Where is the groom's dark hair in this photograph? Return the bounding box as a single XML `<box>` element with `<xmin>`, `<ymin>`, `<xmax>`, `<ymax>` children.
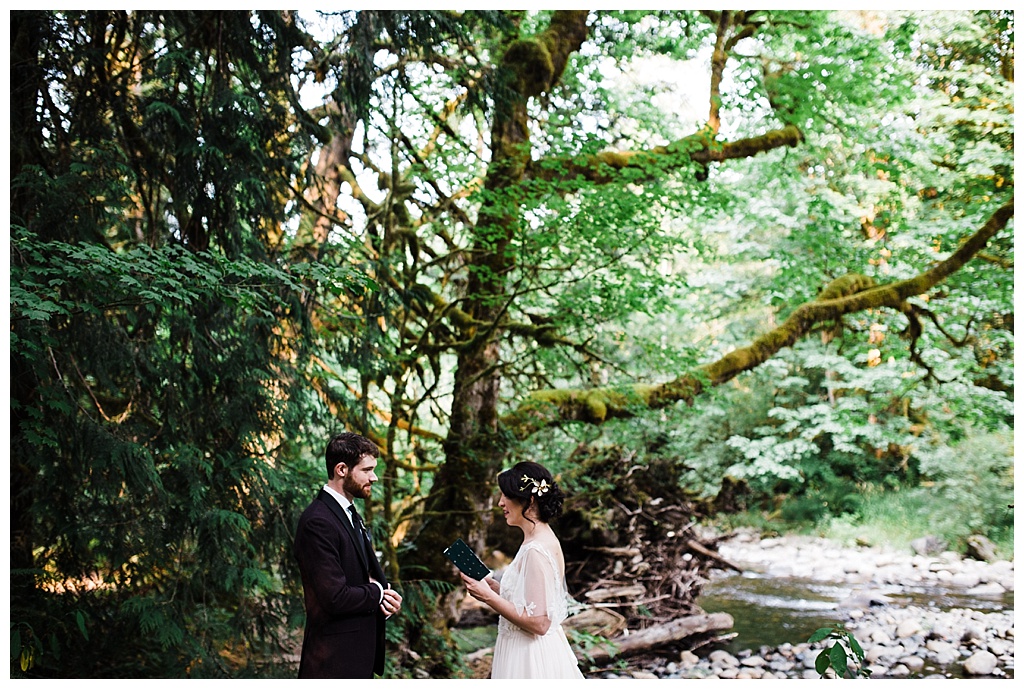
<box><xmin>325</xmin><ymin>432</ymin><xmax>380</xmax><ymax>479</ymax></box>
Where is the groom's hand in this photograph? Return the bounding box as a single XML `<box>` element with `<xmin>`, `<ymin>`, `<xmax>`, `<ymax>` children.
<box><xmin>381</xmin><ymin>586</ymin><xmax>402</xmax><ymax>617</ymax></box>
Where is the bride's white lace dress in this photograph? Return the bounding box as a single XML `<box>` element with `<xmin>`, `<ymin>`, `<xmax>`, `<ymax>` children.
<box><xmin>491</xmin><ymin>540</ymin><xmax>584</xmax><ymax>679</ymax></box>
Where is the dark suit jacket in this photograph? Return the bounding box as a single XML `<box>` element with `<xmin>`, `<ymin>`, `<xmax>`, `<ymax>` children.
<box><xmin>294</xmin><ymin>490</ymin><xmax>389</xmax><ymax>678</ymax></box>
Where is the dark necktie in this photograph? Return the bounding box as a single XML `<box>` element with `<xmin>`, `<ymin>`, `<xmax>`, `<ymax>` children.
<box><xmin>349</xmin><ymin>505</ymin><xmax>373</xmax><ymax>553</ymax></box>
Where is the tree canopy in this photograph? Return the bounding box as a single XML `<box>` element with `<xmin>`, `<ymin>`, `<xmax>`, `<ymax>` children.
<box><xmin>9</xmin><ymin>9</ymin><xmax>1013</xmax><ymax>678</ymax></box>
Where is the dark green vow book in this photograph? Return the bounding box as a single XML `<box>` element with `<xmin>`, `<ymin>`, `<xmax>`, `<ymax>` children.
<box><xmin>444</xmin><ymin>538</ymin><xmax>490</xmax><ymax>580</ymax></box>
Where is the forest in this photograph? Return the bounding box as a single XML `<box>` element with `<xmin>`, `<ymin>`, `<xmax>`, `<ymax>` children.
<box><xmin>8</xmin><ymin>9</ymin><xmax>1013</xmax><ymax>678</ymax></box>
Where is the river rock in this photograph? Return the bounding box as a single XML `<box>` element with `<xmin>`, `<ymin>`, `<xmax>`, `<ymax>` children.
<box><xmin>986</xmin><ymin>559</ymin><xmax>1014</xmax><ymax>582</ymax></box>
<box><xmin>768</xmin><ymin>657</ymin><xmax>795</xmax><ymax>672</ymax></box>
<box><xmin>629</xmin><ymin>670</ymin><xmax>659</xmax><ymax>679</ymax></box>
<box><xmin>775</xmin><ymin>642</ymin><xmax>796</xmax><ymax>657</ymax></box>
<box><xmin>962</xmin><ymin>650</ymin><xmax>998</xmax><ymax>675</ymax></box>
<box><xmin>865</xmin><ymin>645</ymin><xmax>899</xmax><ymax>664</ymax></box>
<box><xmin>889</xmin><ymin>663</ymin><xmax>911</xmax><ymax>677</ymax></box>
<box><xmin>926</xmin><ymin>640</ymin><xmax>960</xmax><ymax>665</ymax></box>
<box><xmin>961</xmin><ymin>623</ymin><xmax>986</xmax><ymax>643</ymax></box>
<box><xmin>967</xmin><ymin>581</ymin><xmax>1006</xmax><ymax>595</ymax></box>
<box><xmin>966</xmin><ymin>534</ymin><xmax>999</xmax><ymax>562</ymax></box>
<box><xmin>896</xmin><ymin>619</ymin><xmax>923</xmax><ymax>638</ymax></box>
<box><xmin>708</xmin><ymin>650</ymin><xmax>739</xmax><ymax>667</ymax></box>
<box><xmin>911</xmin><ymin>535</ymin><xmax>947</xmax><ymax>556</ymax></box>
<box><xmin>678</xmin><ymin>650</ymin><xmax>699</xmax><ymax>666</ymax></box>
<box><xmin>866</xmin><ymin>663</ymin><xmax>888</xmax><ymax>677</ymax></box>
<box><xmin>951</xmin><ymin>571</ymin><xmax>982</xmax><ymax>588</ymax></box>
<box><xmin>840</xmin><ymin>590</ymin><xmax>895</xmax><ymax>608</ymax></box>
<box><xmin>871</xmin><ymin>629</ymin><xmax>894</xmax><ymax>645</ymax></box>
<box><xmin>900</xmin><ymin>655</ymin><xmax>926</xmax><ymax>672</ymax></box>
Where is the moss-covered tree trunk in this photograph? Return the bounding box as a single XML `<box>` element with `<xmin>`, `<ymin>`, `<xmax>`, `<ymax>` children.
<box><xmin>409</xmin><ymin>10</ymin><xmax>591</xmax><ymax>577</ymax></box>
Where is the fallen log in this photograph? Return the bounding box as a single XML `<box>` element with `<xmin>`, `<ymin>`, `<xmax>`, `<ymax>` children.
<box><xmin>579</xmin><ymin>612</ymin><xmax>735</xmax><ymax>664</ymax></box>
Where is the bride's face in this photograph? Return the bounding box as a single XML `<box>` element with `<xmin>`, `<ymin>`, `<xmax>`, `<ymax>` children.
<box><xmin>498</xmin><ymin>491</ymin><xmax>528</xmax><ymax>528</ymax></box>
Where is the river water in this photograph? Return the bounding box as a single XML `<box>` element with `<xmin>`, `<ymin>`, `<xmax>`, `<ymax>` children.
<box><xmin>699</xmin><ymin>568</ymin><xmax>1015</xmax><ymax>656</ymax></box>
<box><xmin>686</xmin><ymin>534</ymin><xmax>1015</xmax><ymax>679</ymax></box>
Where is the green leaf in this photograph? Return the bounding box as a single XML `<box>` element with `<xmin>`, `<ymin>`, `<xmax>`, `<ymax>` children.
<box><xmin>848</xmin><ymin>632</ymin><xmax>864</xmax><ymax>660</ymax></box>
<box><xmin>11</xmin><ymin>629</ymin><xmax>21</xmax><ymax>660</ymax></box>
<box><xmin>815</xmin><ymin>648</ymin><xmax>831</xmax><ymax>675</ymax></box>
<box><xmin>76</xmin><ymin>610</ymin><xmax>88</xmax><ymax>640</ymax></box>
<box><xmin>807</xmin><ymin>626</ymin><xmax>833</xmax><ymax>644</ymax></box>
<box><xmin>830</xmin><ymin>642</ymin><xmax>849</xmax><ymax>677</ymax></box>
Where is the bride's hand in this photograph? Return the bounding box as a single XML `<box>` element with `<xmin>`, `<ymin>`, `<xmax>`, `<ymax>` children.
<box><xmin>460</xmin><ymin>573</ymin><xmax>495</xmax><ymax>602</ymax></box>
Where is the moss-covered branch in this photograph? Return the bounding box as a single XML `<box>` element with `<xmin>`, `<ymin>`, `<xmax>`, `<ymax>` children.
<box><xmin>526</xmin><ymin>125</ymin><xmax>803</xmax><ymax>187</ymax></box>
<box><xmin>502</xmin><ymin>199</ymin><xmax>1014</xmax><ymax>439</ymax></box>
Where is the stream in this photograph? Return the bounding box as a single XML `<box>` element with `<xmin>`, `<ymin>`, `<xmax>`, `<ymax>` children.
<box><xmin>700</xmin><ymin>568</ymin><xmax>1014</xmax><ymax>658</ymax></box>
<box><xmin>671</xmin><ymin>533</ymin><xmax>1016</xmax><ymax>679</ymax></box>
<box><xmin>700</xmin><ymin>570</ymin><xmax>868</xmax><ymax>654</ymax></box>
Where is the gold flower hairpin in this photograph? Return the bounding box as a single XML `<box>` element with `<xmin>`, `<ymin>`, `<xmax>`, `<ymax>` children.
<box><xmin>520</xmin><ymin>475</ymin><xmax>550</xmax><ymax>496</ymax></box>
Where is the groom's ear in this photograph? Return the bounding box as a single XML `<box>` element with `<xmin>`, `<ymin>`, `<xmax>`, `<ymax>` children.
<box><xmin>334</xmin><ymin>462</ymin><xmax>348</xmax><ymax>480</ymax></box>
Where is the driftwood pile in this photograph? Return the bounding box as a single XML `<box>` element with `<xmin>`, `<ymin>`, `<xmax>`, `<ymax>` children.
<box><xmin>558</xmin><ymin>447</ymin><xmax>739</xmax><ymax>663</ymax></box>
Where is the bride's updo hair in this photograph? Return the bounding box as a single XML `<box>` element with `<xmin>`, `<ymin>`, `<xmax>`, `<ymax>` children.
<box><xmin>497</xmin><ymin>461</ymin><xmax>565</xmax><ymax>523</ymax></box>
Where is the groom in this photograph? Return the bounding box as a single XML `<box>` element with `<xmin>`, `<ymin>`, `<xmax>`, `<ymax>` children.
<box><xmin>294</xmin><ymin>432</ymin><xmax>403</xmax><ymax>678</ymax></box>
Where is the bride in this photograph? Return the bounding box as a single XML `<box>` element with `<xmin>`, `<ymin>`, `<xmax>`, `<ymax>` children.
<box><xmin>460</xmin><ymin>461</ymin><xmax>585</xmax><ymax>679</ymax></box>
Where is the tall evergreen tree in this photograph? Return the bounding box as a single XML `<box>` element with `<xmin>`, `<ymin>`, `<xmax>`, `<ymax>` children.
<box><xmin>9</xmin><ymin>10</ymin><xmax>344</xmax><ymax>676</ymax></box>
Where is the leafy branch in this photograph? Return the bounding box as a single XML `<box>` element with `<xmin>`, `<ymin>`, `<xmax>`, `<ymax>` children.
<box><xmin>501</xmin><ymin>198</ymin><xmax>1013</xmax><ymax>439</ymax></box>
<box><xmin>807</xmin><ymin>624</ymin><xmax>871</xmax><ymax>679</ymax></box>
